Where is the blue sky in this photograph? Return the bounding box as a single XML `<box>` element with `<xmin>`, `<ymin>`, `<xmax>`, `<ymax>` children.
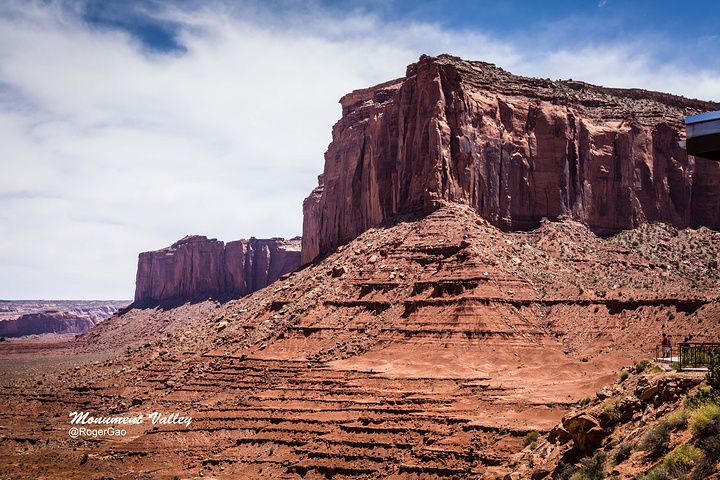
<box><xmin>1</xmin><ymin>0</ymin><xmax>719</xmax><ymax>300</ymax></box>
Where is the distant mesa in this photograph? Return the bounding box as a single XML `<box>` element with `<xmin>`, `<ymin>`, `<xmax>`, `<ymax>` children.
<box><xmin>0</xmin><ymin>311</ymin><xmax>97</xmax><ymax>338</ymax></box>
<box><xmin>134</xmin><ymin>235</ymin><xmax>302</xmax><ymax>303</ymax></box>
<box><xmin>0</xmin><ymin>301</ymin><xmax>128</xmax><ymax>339</ymax></box>
<box><xmin>301</xmin><ymin>54</ymin><xmax>720</xmax><ymax>264</ymax></box>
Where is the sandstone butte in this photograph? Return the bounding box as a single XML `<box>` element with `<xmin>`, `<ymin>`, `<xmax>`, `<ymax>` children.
<box><xmin>134</xmin><ymin>235</ymin><xmax>302</xmax><ymax>303</ymax></box>
<box><xmin>3</xmin><ymin>55</ymin><xmax>720</xmax><ymax>480</ymax></box>
<box><xmin>302</xmin><ymin>54</ymin><xmax>720</xmax><ymax>264</ymax></box>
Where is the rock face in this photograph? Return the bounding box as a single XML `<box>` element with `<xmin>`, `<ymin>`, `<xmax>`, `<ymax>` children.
<box><xmin>0</xmin><ymin>311</ymin><xmax>96</xmax><ymax>338</ymax></box>
<box><xmin>302</xmin><ymin>54</ymin><xmax>720</xmax><ymax>264</ymax></box>
<box><xmin>134</xmin><ymin>235</ymin><xmax>301</xmax><ymax>303</ymax></box>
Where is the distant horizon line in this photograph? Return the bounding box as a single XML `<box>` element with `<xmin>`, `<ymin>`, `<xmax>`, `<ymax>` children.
<box><xmin>0</xmin><ymin>299</ymin><xmax>133</xmax><ymax>302</ymax></box>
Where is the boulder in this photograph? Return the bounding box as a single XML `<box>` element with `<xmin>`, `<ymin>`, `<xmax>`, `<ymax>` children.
<box><xmin>562</xmin><ymin>413</ymin><xmax>607</xmax><ymax>453</ymax></box>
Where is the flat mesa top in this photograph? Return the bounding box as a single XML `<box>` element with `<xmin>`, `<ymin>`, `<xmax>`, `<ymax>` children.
<box><xmin>685</xmin><ymin>110</ymin><xmax>720</xmax><ymax>124</ymax></box>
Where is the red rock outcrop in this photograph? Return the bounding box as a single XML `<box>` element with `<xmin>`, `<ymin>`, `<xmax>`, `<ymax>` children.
<box><xmin>0</xmin><ymin>311</ymin><xmax>96</xmax><ymax>337</ymax></box>
<box><xmin>302</xmin><ymin>54</ymin><xmax>720</xmax><ymax>264</ymax></box>
<box><xmin>134</xmin><ymin>235</ymin><xmax>301</xmax><ymax>302</ymax></box>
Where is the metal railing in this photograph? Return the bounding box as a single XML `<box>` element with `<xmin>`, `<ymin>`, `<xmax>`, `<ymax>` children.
<box><xmin>680</xmin><ymin>343</ymin><xmax>720</xmax><ymax>370</ymax></box>
<box><xmin>656</xmin><ymin>342</ymin><xmax>720</xmax><ymax>370</ymax></box>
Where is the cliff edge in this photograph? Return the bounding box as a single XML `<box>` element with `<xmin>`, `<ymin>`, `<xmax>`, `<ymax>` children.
<box><xmin>302</xmin><ymin>54</ymin><xmax>720</xmax><ymax>264</ymax></box>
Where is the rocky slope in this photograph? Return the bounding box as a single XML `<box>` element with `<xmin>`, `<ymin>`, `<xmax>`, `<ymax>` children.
<box><xmin>134</xmin><ymin>235</ymin><xmax>301</xmax><ymax>303</ymax></box>
<box><xmin>71</xmin><ymin>297</ymin><xmax>230</xmax><ymax>353</ymax></box>
<box><xmin>302</xmin><ymin>54</ymin><xmax>720</xmax><ymax>264</ymax></box>
<box><xmin>500</xmin><ymin>369</ymin><xmax>720</xmax><ymax>480</ymax></box>
<box><xmin>3</xmin><ymin>203</ymin><xmax>720</xmax><ymax>478</ymax></box>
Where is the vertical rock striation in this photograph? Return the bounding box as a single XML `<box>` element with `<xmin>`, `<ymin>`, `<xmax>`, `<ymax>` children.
<box><xmin>134</xmin><ymin>236</ymin><xmax>301</xmax><ymax>303</ymax></box>
<box><xmin>301</xmin><ymin>54</ymin><xmax>720</xmax><ymax>264</ymax></box>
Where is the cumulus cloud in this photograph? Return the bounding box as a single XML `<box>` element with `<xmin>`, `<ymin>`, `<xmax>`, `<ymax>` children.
<box><xmin>0</xmin><ymin>0</ymin><xmax>718</xmax><ymax>299</ymax></box>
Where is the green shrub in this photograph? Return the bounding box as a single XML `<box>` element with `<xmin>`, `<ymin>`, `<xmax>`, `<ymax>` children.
<box><xmin>707</xmin><ymin>349</ymin><xmax>720</xmax><ymax>399</ymax></box>
<box><xmin>639</xmin><ymin>420</ymin><xmax>671</xmax><ymax>456</ymax></box>
<box><xmin>693</xmin><ymin>404</ymin><xmax>720</xmax><ymax>459</ymax></box>
<box><xmin>666</xmin><ymin>408</ymin><xmax>690</xmax><ymax>430</ymax></box>
<box><xmin>690</xmin><ymin>403</ymin><xmax>720</xmax><ymax>437</ymax></box>
<box><xmin>689</xmin><ymin>458</ymin><xmax>716</xmax><ymax>480</ymax></box>
<box><xmin>579</xmin><ymin>396</ymin><xmax>592</xmax><ymax>406</ymax></box>
<box><xmin>634</xmin><ymin>359</ymin><xmax>650</xmax><ymax>374</ymax></box>
<box><xmin>663</xmin><ymin>444</ymin><xmax>702</xmax><ymax>476</ymax></box>
<box><xmin>555</xmin><ymin>463</ymin><xmax>575</xmax><ymax>480</ymax></box>
<box><xmin>685</xmin><ymin>385</ymin><xmax>713</xmax><ymax>409</ymax></box>
<box><xmin>612</xmin><ymin>442</ymin><xmax>633</xmax><ymax>465</ymax></box>
<box><xmin>637</xmin><ymin>465</ymin><xmax>671</xmax><ymax>480</ymax></box>
<box><xmin>602</xmin><ymin>400</ymin><xmax>622</xmax><ymax>423</ymax></box>
<box><xmin>523</xmin><ymin>430</ymin><xmax>540</xmax><ymax>447</ymax></box>
<box><xmin>619</xmin><ymin>369</ymin><xmax>630</xmax><ymax>381</ymax></box>
<box><xmin>570</xmin><ymin>452</ymin><xmax>606</xmax><ymax>480</ymax></box>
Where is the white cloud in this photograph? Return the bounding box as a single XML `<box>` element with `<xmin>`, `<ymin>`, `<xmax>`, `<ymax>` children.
<box><xmin>0</xmin><ymin>0</ymin><xmax>718</xmax><ymax>299</ymax></box>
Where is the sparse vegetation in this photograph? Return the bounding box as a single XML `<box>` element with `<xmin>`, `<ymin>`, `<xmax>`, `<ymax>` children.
<box><xmin>666</xmin><ymin>408</ymin><xmax>690</xmax><ymax>430</ymax></box>
<box><xmin>690</xmin><ymin>402</ymin><xmax>720</xmax><ymax>438</ymax></box>
<box><xmin>634</xmin><ymin>359</ymin><xmax>650</xmax><ymax>374</ymax></box>
<box><xmin>619</xmin><ymin>369</ymin><xmax>630</xmax><ymax>381</ymax></box>
<box><xmin>639</xmin><ymin>420</ymin><xmax>671</xmax><ymax>456</ymax></box>
<box><xmin>612</xmin><ymin>442</ymin><xmax>633</xmax><ymax>465</ymax></box>
<box><xmin>602</xmin><ymin>399</ymin><xmax>622</xmax><ymax>423</ymax></box>
<box><xmin>523</xmin><ymin>430</ymin><xmax>540</xmax><ymax>447</ymax></box>
<box><xmin>639</xmin><ymin>443</ymin><xmax>703</xmax><ymax>480</ymax></box>
<box><xmin>707</xmin><ymin>350</ymin><xmax>720</xmax><ymax>399</ymax></box>
<box><xmin>662</xmin><ymin>444</ymin><xmax>702</xmax><ymax>477</ymax></box>
<box><xmin>695</xmin><ymin>412</ymin><xmax>720</xmax><ymax>458</ymax></box>
<box><xmin>570</xmin><ymin>452</ymin><xmax>606</xmax><ymax>480</ymax></box>
<box><xmin>555</xmin><ymin>462</ymin><xmax>575</xmax><ymax>480</ymax></box>
<box><xmin>685</xmin><ymin>385</ymin><xmax>713</xmax><ymax>409</ymax></box>
<box><xmin>637</xmin><ymin>465</ymin><xmax>671</xmax><ymax>480</ymax></box>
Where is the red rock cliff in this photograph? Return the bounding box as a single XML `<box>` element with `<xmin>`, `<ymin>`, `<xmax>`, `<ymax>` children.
<box><xmin>301</xmin><ymin>54</ymin><xmax>720</xmax><ymax>264</ymax></box>
<box><xmin>134</xmin><ymin>235</ymin><xmax>301</xmax><ymax>302</ymax></box>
